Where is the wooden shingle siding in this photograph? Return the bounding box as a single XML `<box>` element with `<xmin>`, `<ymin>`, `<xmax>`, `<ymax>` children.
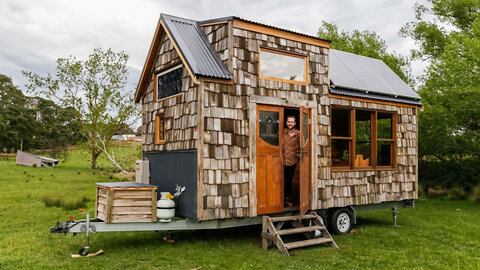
<box><xmin>141</xmin><ymin>18</ymin><xmax>418</xmax><ymax>221</ymax></box>
<box><xmin>142</xmin><ymin>33</ymin><xmax>199</xmax><ymax>152</ymax></box>
<box><xmin>198</xmin><ymin>25</ymin><xmax>329</xmax><ymax>220</ymax></box>
<box><xmin>316</xmin><ymin>99</ymin><xmax>418</xmax><ymax>209</ymax></box>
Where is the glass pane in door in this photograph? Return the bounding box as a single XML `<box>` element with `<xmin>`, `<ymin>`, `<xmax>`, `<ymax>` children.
<box><xmin>259</xmin><ymin>110</ymin><xmax>280</xmax><ymax>146</ymax></box>
<box><xmin>302</xmin><ymin>112</ymin><xmax>308</xmax><ymax>147</ymax></box>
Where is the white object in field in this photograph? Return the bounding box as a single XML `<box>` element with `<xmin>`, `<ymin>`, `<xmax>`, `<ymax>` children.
<box><xmin>135</xmin><ymin>160</ymin><xmax>150</xmax><ymax>184</ymax></box>
<box><xmin>157</xmin><ymin>192</ymin><xmax>175</xmax><ymax>222</ymax></box>
<box><xmin>16</xmin><ymin>150</ymin><xmax>58</xmax><ymax>167</ymax></box>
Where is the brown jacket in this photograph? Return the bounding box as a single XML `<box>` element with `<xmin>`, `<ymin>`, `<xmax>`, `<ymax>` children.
<box><xmin>283</xmin><ymin>128</ymin><xmax>300</xmax><ymax>166</ymax></box>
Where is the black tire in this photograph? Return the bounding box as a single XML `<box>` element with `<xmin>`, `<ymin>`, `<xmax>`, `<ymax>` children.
<box><xmin>328</xmin><ymin>208</ymin><xmax>353</xmax><ymax>235</ymax></box>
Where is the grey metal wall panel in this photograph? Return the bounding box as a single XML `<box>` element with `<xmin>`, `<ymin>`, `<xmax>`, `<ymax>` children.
<box><xmin>145</xmin><ymin>150</ymin><xmax>198</xmax><ymax>220</ymax></box>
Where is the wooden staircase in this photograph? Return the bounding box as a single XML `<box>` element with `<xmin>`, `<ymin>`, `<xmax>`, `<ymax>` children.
<box><xmin>261</xmin><ymin>211</ymin><xmax>338</xmax><ymax>256</ymax></box>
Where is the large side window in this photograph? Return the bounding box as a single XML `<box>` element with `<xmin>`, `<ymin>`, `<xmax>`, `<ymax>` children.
<box><xmin>259</xmin><ymin>48</ymin><xmax>308</xmax><ymax>85</ymax></box>
<box><xmin>156</xmin><ymin>65</ymin><xmax>182</xmax><ymax>101</ymax></box>
<box><xmin>331</xmin><ymin>107</ymin><xmax>396</xmax><ymax>169</ymax></box>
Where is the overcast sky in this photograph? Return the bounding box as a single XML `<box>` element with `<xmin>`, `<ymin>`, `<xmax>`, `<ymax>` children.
<box><xmin>1</xmin><ymin>0</ymin><xmax>429</xmax><ymax>93</ymax></box>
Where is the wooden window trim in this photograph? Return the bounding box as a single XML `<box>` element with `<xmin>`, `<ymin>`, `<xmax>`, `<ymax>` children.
<box><xmin>155</xmin><ymin>113</ymin><xmax>166</xmax><ymax>145</ymax></box>
<box><xmin>330</xmin><ymin>106</ymin><xmax>397</xmax><ymax>171</ymax></box>
<box><xmin>258</xmin><ymin>47</ymin><xmax>309</xmax><ymax>85</ymax></box>
<box><xmin>330</xmin><ymin>108</ymin><xmax>353</xmax><ymax>169</ymax></box>
<box><xmin>154</xmin><ymin>64</ymin><xmax>183</xmax><ymax>103</ymax></box>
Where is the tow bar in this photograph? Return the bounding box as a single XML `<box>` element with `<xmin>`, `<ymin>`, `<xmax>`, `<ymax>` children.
<box><xmin>51</xmin><ymin>211</ymin><xmax>102</xmax><ymax>257</ymax></box>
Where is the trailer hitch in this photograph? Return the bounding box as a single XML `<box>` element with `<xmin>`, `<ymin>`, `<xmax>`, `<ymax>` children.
<box><xmin>50</xmin><ymin>212</ymin><xmax>101</xmax><ymax>256</ymax></box>
<box><xmin>50</xmin><ymin>220</ymin><xmax>74</xmax><ymax>235</ymax></box>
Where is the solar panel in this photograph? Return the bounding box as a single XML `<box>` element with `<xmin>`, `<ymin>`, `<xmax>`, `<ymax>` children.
<box><xmin>330</xmin><ymin>49</ymin><xmax>420</xmax><ymax>100</ymax></box>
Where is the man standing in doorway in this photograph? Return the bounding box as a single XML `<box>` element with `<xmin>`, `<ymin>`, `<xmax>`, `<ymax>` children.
<box><xmin>283</xmin><ymin>115</ymin><xmax>300</xmax><ymax>207</ymax></box>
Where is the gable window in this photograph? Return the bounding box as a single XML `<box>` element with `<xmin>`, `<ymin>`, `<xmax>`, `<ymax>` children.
<box><xmin>155</xmin><ymin>113</ymin><xmax>166</xmax><ymax>144</ymax></box>
<box><xmin>331</xmin><ymin>107</ymin><xmax>396</xmax><ymax>169</ymax></box>
<box><xmin>259</xmin><ymin>48</ymin><xmax>308</xmax><ymax>85</ymax></box>
<box><xmin>156</xmin><ymin>65</ymin><xmax>183</xmax><ymax>101</ymax></box>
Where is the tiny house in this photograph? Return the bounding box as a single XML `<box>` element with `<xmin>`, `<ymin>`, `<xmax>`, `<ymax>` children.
<box><xmin>134</xmin><ymin>14</ymin><xmax>421</xmax><ymax>230</ymax></box>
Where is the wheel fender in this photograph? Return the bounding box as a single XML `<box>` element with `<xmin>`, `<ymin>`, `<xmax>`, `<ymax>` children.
<box><xmin>347</xmin><ymin>206</ymin><xmax>357</xmax><ymax>224</ymax></box>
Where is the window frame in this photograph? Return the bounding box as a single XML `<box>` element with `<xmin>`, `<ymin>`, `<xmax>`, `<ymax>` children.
<box><xmin>258</xmin><ymin>47</ymin><xmax>309</xmax><ymax>85</ymax></box>
<box><xmin>330</xmin><ymin>108</ymin><xmax>354</xmax><ymax>168</ymax></box>
<box><xmin>330</xmin><ymin>106</ymin><xmax>397</xmax><ymax>170</ymax></box>
<box><xmin>154</xmin><ymin>64</ymin><xmax>183</xmax><ymax>102</ymax></box>
<box><xmin>155</xmin><ymin>113</ymin><xmax>166</xmax><ymax>145</ymax></box>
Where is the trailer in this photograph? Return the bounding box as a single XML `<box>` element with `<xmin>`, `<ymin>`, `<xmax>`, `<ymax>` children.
<box><xmin>51</xmin><ymin>13</ymin><xmax>421</xmax><ymax>256</ymax></box>
<box><xmin>51</xmin><ymin>198</ymin><xmax>413</xmax><ymax>256</ymax></box>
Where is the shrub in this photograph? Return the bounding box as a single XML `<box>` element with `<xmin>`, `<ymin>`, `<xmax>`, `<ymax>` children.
<box><xmin>470</xmin><ymin>186</ymin><xmax>480</xmax><ymax>203</ymax></box>
<box><xmin>41</xmin><ymin>196</ymin><xmax>62</xmax><ymax>208</ymax></box>
<box><xmin>41</xmin><ymin>195</ymin><xmax>90</xmax><ymax>210</ymax></box>
<box><xmin>419</xmin><ymin>159</ymin><xmax>480</xmax><ymax>192</ymax></box>
<box><xmin>447</xmin><ymin>187</ymin><xmax>468</xmax><ymax>200</ymax></box>
<box><xmin>427</xmin><ymin>188</ymin><xmax>447</xmax><ymax>198</ymax></box>
<box><xmin>61</xmin><ymin>196</ymin><xmax>90</xmax><ymax>210</ymax></box>
<box><xmin>417</xmin><ymin>184</ymin><xmax>426</xmax><ymax>197</ymax></box>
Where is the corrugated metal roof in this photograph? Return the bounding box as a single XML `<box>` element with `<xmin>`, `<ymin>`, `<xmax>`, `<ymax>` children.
<box><xmin>161</xmin><ymin>14</ymin><xmax>232</xmax><ymax>80</ymax></box>
<box><xmin>330</xmin><ymin>49</ymin><xmax>421</xmax><ymax>101</ymax></box>
<box><xmin>330</xmin><ymin>87</ymin><xmax>423</xmax><ymax>106</ymax></box>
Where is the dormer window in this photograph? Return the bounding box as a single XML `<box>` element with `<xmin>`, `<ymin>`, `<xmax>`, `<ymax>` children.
<box><xmin>155</xmin><ymin>65</ymin><xmax>183</xmax><ymax>101</ymax></box>
<box><xmin>259</xmin><ymin>48</ymin><xmax>308</xmax><ymax>85</ymax></box>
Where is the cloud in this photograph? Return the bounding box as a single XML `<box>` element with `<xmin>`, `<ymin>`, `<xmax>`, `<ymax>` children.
<box><xmin>1</xmin><ymin>0</ymin><xmax>430</xmax><ymax>92</ymax></box>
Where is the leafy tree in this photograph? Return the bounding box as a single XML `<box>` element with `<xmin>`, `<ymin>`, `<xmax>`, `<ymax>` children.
<box><xmin>401</xmin><ymin>0</ymin><xmax>480</xmax><ymax>191</ymax></box>
<box><xmin>0</xmin><ymin>74</ymin><xmax>36</xmax><ymax>152</ymax></box>
<box><xmin>24</xmin><ymin>48</ymin><xmax>139</xmax><ymax>169</ymax></box>
<box><xmin>33</xmin><ymin>97</ymin><xmax>85</xmax><ymax>157</ymax></box>
<box><xmin>0</xmin><ymin>73</ymin><xmax>84</xmax><ymax>154</ymax></box>
<box><xmin>318</xmin><ymin>21</ymin><xmax>414</xmax><ymax>86</ymax></box>
<box><xmin>114</xmin><ymin>123</ymin><xmax>135</xmax><ymax>135</ymax></box>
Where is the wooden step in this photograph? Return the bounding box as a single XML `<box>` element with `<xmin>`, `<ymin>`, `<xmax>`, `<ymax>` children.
<box><xmin>284</xmin><ymin>237</ymin><xmax>333</xmax><ymax>250</ymax></box>
<box><xmin>277</xmin><ymin>225</ymin><xmax>325</xmax><ymax>235</ymax></box>
<box><xmin>269</xmin><ymin>214</ymin><xmax>316</xmax><ymax>222</ymax></box>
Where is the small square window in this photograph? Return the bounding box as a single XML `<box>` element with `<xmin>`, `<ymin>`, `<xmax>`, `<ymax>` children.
<box><xmin>156</xmin><ymin>65</ymin><xmax>183</xmax><ymax>101</ymax></box>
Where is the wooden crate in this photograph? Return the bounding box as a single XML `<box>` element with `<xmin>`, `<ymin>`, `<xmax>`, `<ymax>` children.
<box><xmin>95</xmin><ymin>182</ymin><xmax>158</xmax><ymax>223</ymax></box>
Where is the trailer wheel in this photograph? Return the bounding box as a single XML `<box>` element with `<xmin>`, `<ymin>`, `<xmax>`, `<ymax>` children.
<box><xmin>328</xmin><ymin>208</ymin><xmax>353</xmax><ymax>235</ymax></box>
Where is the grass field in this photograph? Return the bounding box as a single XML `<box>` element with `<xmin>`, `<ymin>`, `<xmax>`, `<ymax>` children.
<box><xmin>0</xmin><ymin>146</ymin><xmax>479</xmax><ymax>269</ymax></box>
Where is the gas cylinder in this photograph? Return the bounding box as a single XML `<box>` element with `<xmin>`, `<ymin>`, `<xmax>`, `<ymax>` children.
<box><xmin>157</xmin><ymin>192</ymin><xmax>175</xmax><ymax>222</ymax></box>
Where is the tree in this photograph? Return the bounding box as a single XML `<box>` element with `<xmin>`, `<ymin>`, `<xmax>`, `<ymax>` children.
<box><xmin>0</xmin><ymin>73</ymin><xmax>84</xmax><ymax>154</ymax></box>
<box><xmin>318</xmin><ymin>21</ymin><xmax>414</xmax><ymax>86</ymax></box>
<box><xmin>400</xmin><ymin>0</ymin><xmax>480</xmax><ymax>191</ymax></box>
<box><xmin>33</xmin><ymin>97</ymin><xmax>85</xmax><ymax>157</ymax></box>
<box><xmin>24</xmin><ymin>48</ymin><xmax>139</xmax><ymax>169</ymax></box>
<box><xmin>0</xmin><ymin>74</ymin><xmax>36</xmax><ymax>152</ymax></box>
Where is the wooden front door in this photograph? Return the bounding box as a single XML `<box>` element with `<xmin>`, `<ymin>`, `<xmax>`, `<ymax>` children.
<box><xmin>299</xmin><ymin>106</ymin><xmax>311</xmax><ymax>213</ymax></box>
<box><xmin>256</xmin><ymin>105</ymin><xmax>284</xmax><ymax>215</ymax></box>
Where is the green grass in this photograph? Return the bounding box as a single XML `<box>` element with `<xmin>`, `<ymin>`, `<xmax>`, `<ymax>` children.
<box><xmin>0</xmin><ymin>147</ymin><xmax>479</xmax><ymax>269</ymax></box>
